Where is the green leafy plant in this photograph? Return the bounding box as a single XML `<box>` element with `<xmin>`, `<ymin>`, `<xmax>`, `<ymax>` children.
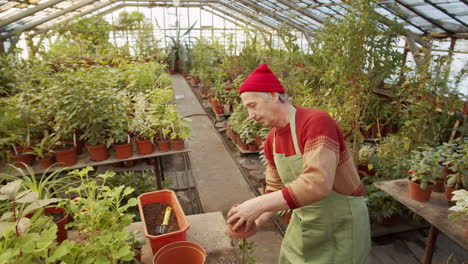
<box><xmin>364</xmin><ymin>181</ymin><xmax>404</xmax><ymax>224</ymax></box>
<box><xmin>441</xmin><ymin>138</ymin><xmax>468</xmax><ymax>189</ymax></box>
<box><xmin>58</xmin><ymin>167</ymin><xmax>138</xmax><ymax>262</ymax></box>
<box><xmin>26</xmin><ymin>131</ymin><xmax>59</xmax><ymax>159</ymax></box>
<box><xmin>408</xmin><ymin>146</ymin><xmax>443</xmax><ymax>190</ymax></box>
<box><xmin>1</xmin><ymin>164</ymin><xmax>75</xmax><ymax>199</ymax></box>
<box><xmin>158</xmin><ymin>19</ymin><xmax>196</xmax><ymax>72</ymax></box>
<box><xmin>238</xmin><ymin>239</ymin><xmax>257</xmax><ymax>264</ymax></box>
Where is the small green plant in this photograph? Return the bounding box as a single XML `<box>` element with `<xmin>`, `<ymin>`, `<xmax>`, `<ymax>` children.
<box><xmin>238</xmin><ymin>238</ymin><xmax>257</xmax><ymax>264</ymax></box>
<box><xmin>408</xmin><ymin>146</ymin><xmax>443</xmax><ymax>190</ymax></box>
<box><xmin>1</xmin><ymin>164</ymin><xmax>73</xmax><ymax>199</ymax></box>
<box><xmin>440</xmin><ymin>138</ymin><xmax>468</xmax><ymax>189</ymax></box>
<box><xmin>26</xmin><ymin>131</ymin><xmax>59</xmax><ymax>159</ymax></box>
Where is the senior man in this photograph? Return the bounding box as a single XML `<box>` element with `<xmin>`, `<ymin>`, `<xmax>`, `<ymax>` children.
<box><xmin>227</xmin><ymin>63</ymin><xmax>371</xmax><ymax>264</ymax></box>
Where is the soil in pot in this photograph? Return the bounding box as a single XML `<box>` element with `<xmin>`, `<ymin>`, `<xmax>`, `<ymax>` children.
<box><xmin>142</xmin><ymin>202</ymin><xmax>179</xmax><ymax>236</ymax></box>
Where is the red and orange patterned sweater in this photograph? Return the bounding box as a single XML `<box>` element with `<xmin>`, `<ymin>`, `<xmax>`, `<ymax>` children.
<box><xmin>263</xmin><ymin>106</ymin><xmax>364</xmax><ymax>209</ymax></box>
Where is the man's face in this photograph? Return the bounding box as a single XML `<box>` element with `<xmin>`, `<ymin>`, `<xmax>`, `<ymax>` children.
<box><xmin>240</xmin><ymin>92</ymin><xmax>278</xmax><ymax>127</ymax></box>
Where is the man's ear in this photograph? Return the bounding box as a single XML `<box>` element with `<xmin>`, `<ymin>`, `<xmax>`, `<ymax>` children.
<box><xmin>271</xmin><ymin>92</ymin><xmax>279</xmax><ymax>102</ymax></box>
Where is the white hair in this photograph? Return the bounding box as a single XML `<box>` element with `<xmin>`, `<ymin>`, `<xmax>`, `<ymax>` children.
<box><xmin>249</xmin><ymin>92</ymin><xmax>289</xmax><ymax>103</ymax></box>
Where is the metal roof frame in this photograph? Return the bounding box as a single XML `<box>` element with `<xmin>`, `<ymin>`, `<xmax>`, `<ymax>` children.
<box><xmin>29</xmin><ymin>1</ymin><xmax>274</xmax><ymax>38</ymax></box>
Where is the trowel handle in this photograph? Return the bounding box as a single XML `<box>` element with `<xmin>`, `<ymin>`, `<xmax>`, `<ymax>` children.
<box><xmin>162</xmin><ymin>207</ymin><xmax>172</xmax><ymax>226</ymax></box>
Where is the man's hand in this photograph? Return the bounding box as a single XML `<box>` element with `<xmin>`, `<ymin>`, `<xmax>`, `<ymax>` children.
<box><xmin>227</xmin><ymin>197</ymin><xmax>265</xmax><ymax>233</ymax></box>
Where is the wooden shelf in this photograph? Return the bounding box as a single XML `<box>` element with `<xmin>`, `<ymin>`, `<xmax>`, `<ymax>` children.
<box><xmin>1</xmin><ymin>145</ymin><xmax>191</xmax><ymax>176</ymax></box>
<box><xmin>374</xmin><ymin>179</ymin><xmax>467</xmax><ymax>249</ymax></box>
<box><xmin>233</xmin><ymin>141</ymin><xmax>259</xmax><ymax>155</ymax></box>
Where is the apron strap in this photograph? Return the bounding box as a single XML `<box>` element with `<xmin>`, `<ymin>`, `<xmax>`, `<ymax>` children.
<box><xmin>289</xmin><ymin>105</ymin><xmax>301</xmax><ymax>156</ymax></box>
<box><xmin>272</xmin><ymin>105</ymin><xmax>301</xmax><ymax>156</ymax></box>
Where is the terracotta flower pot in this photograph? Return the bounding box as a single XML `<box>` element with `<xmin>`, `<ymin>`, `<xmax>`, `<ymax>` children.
<box><xmin>408</xmin><ymin>179</ymin><xmax>433</xmax><ymax>202</ymax></box>
<box><xmin>157</xmin><ymin>140</ymin><xmax>171</xmax><ymax>152</ymax></box>
<box><xmin>44</xmin><ymin>207</ymin><xmax>69</xmax><ymax>243</ymax></box>
<box><xmin>86</xmin><ymin>144</ymin><xmax>109</xmax><ymax>161</ymax></box>
<box><xmin>113</xmin><ymin>142</ymin><xmax>133</xmax><ymax>159</ymax></box>
<box><xmin>136</xmin><ymin>140</ymin><xmax>154</xmax><ymax>155</ymax></box>
<box><xmin>433</xmin><ymin>180</ymin><xmax>444</xmax><ymax>193</ymax></box>
<box><xmin>138</xmin><ymin>190</ymin><xmax>190</xmax><ymax>255</ymax></box>
<box><xmin>214</xmin><ymin>106</ymin><xmax>224</xmax><ymax>114</ymax></box>
<box><xmin>226</xmin><ymin>222</ymin><xmax>257</xmax><ymax>239</ymax></box>
<box><xmin>64</xmin><ymin>140</ymin><xmax>83</xmax><ymax>155</ymax></box>
<box><xmin>171</xmin><ymin>140</ymin><xmax>185</xmax><ymax>151</ymax></box>
<box><xmin>12</xmin><ymin>153</ymin><xmax>35</xmax><ymax>168</ymax></box>
<box><xmin>153</xmin><ymin>241</ymin><xmax>206</xmax><ymax>264</ymax></box>
<box><xmin>54</xmin><ymin>145</ymin><xmax>77</xmax><ymax>167</ymax></box>
<box><xmin>38</xmin><ymin>153</ymin><xmax>55</xmax><ymax>169</ymax></box>
<box><xmin>248</xmin><ymin>144</ymin><xmax>256</xmax><ymax>151</ymax></box>
<box><xmin>240</xmin><ymin>143</ymin><xmax>248</xmax><ymax>151</ymax></box>
<box><xmin>444</xmin><ymin>184</ymin><xmax>456</xmax><ymax>202</ymax></box>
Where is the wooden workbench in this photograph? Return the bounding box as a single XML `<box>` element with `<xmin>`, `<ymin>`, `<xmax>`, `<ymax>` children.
<box><xmin>374</xmin><ymin>179</ymin><xmax>467</xmax><ymax>264</ymax></box>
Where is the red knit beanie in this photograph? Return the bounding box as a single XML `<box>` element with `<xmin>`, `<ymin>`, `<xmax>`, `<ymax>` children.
<box><xmin>239</xmin><ymin>63</ymin><xmax>285</xmax><ymax>94</ymax></box>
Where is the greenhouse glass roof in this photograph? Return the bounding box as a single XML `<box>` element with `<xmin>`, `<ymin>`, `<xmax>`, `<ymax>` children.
<box><xmin>0</xmin><ymin>0</ymin><xmax>467</xmax><ymax>41</ymax></box>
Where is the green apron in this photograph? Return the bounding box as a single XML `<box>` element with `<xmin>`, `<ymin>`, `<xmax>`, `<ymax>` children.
<box><xmin>275</xmin><ymin>106</ymin><xmax>371</xmax><ymax>264</ymax></box>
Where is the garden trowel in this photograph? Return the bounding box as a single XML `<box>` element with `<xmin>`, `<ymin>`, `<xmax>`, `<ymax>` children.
<box><xmin>156</xmin><ymin>207</ymin><xmax>172</xmax><ymax>235</ymax></box>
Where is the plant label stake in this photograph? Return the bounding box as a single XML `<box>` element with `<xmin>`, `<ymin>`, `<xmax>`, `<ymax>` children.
<box><xmin>73</xmin><ymin>133</ymin><xmax>77</xmax><ymax>147</ymax></box>
<box><xmin>156</xmin><ymin>207</ymin><xmax>172</xmax><ymax>235</ymax></box>
<box><xmin>12</xmin><ymin>144</ymin><xmax>18</xmax><ymax>155</ymax></box>
<box><xmin>162</xmin><ymin>128</ymin><xmax>166</xmax><ymax>141</ymax></box>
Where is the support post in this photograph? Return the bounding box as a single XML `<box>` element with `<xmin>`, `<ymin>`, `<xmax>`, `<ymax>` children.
<box><xmin>423</xmin><ymin>225</ymin><xmax>439</xmax><ymax>264</ymax></box>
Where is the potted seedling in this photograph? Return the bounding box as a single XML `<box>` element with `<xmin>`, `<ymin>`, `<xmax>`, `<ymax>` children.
<box><xmin>169</xmin><ymin>119</ymin><xmax>191</xmax><ymax>151</ymax></box>
<box><xmin>443</xmin><ymin>139</ymin><xmax>468</xmax><ymax>202</ymax></box>
<box><xmin>26</xmin><ymin>131</ymin><xmax>59</xmax><ymax>169</ymax></box>
<box><xmin>110</xmin><ymin>122</ymin><xmax>133</xmax><ymax>160</ymax></box>
<box><xmin>408</xmin><ymin>147</ymin><xmax>442</xmax><ymax>202</ymax></box>
<box><xmin>130</xmin><ymin>94</ymin><xmax>156</xmax><ymax>155</ymax></box>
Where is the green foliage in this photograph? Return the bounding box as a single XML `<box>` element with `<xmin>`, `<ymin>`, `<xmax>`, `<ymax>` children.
<box><xmin>238</xmin><ymin>239</ymin><xmax>257</xmax><ymax>264</ymax></box>
<box><xmin>364</xmin><ymin>182</ymin><xmax>404</xmax><ymax>224</ymax></box>
<box><xmin>190</xmin><ymin>38</ymin><xmax>225</xmax><ymax>84</ymax></box>
<box><xmin>159</xmin><ymin>19</ymin><xmax>196</xmax><ymax>72</ymax></box>
<box><xmin>48</xmin><ymin>16</ymin><xmax>112</xmax><ymax>58</ymax></box>
<box><xmin>439</xmin><ymin>138</ymin><xmax>468</xmax><ymax>189</ymax></box>
<box><xmin>57</xmin><ymin>167</ymin><xmax>137</xmax><ymax>263</ymax></box>
<box><xmin>368</xmin><ymin>134</ymin><xmax>412</xmax><ymax>180</ymax></box>
<box><xmin>408</xmin><ymin>146</ymin><xmax>444</xmax><ymax>190</ymax></box>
